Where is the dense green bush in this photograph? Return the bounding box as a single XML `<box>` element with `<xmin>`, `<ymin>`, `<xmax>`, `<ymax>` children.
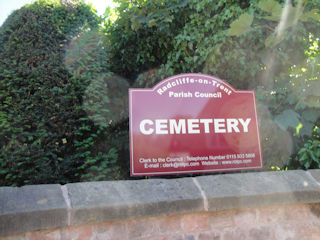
<box><xmin>0</xmin><ymin>0</ymin><xmax>127</xmax><ymax>186</ymax></box>
<box><xmin>296</xmin><ymin>118</ymin><xmax>320</xmax><ymax>169</ymax></box>
<box><xmin>104</xmin><ymin>0</ymin><xmax>191</xmax><ymax>82</ymax></box>
<box><xmin>227</xmin><ymin>0</ymin><xmax>320</xmax><ymax>169</ymax></box>
<box><xmin>0</xmin><ymin>0</ymin><xmax>319</xmax><ymax>186</ymax></box>
<box><xmin>64</xmin><ymin>29</ymin><xmax>130</xmax><ymax>182</ymax></box>
<box><xmin>108</xmin><ymin>0</ymin><xmax>320</xmax><ymax>170</ymax></box>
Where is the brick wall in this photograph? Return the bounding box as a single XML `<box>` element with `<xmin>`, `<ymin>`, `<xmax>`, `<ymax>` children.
<box><xmin>2</xmin><ymin>203</ymin><xmax>320</xmax><ymax>240</ymax></box>
<box><xmin>1</xmin><ymin>170</ymin><xmax>320</xmax><ymax>240</ymax></box>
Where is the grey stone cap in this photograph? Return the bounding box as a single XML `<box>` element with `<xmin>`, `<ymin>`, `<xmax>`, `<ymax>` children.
<box><xmin>1</xmin><ymin>170</ymin><xmax>320</xmax><ymax>237</ymax></box>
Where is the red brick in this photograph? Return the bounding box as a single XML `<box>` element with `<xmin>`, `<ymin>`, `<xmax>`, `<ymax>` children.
<box><xmin>274</xmin><ymin>223</ymin><xmax>297</xmax><ymax>240</ymax></box>
<box><xmin>183</xmin><ymin>213</ymin><xmax>209</xmax><ymax>233</ymax></box>
<box><xmin>223</xmin><ymin>228</ymin><xmax>247</xmax><ymax>240</ymax></box>
<box><xmin>95</xmin><ymin>221</ymin><xmax>127</xmax><ymax>240</ymax></box>
<box><xmin>311</xmin><ymin>233</ymin><xmax>320</xmax><ymax>240</ymax></box>
<box><xmin>292</xmin><ymin>221</ymin><xmax>320</xmax><ymax>240</ymax></box>
<box><xmin>209</xmin><ymin>210</ymin><xmax>235</xmax><ymax>230</ymax></box>
<box><xmin>25</xmin><ymin>229</ymin><xmax>60</xmax><ymax>240</ymax></box>
<box><xmin>167</xmin><ymin>235</ymin><xmax>195</xmax><ymax>240</ymax></box>
<box><xmin>139</xmin><ymin>237</ymin><xmax>169</xmax><ymax>240</ymax></box>
<box><xmin>185</xmin><ymin>234</ymin><xmax>196</xmax><ymax>240</ymax></box>
<box><xmin>0</xmin><ymin>233</ymin><xmax>26</xmax><ymax>240</ymax></box>
<box><xmin>61</xmin><ymin>225</ymin><xmax>93</xmax><ymax>240</ymax></box>
<box><xmin>307</xmin><ymin>203</ymin><xmax>320</xmax><ymax>227</ymax></box>
<box><xmin>248</xmin><ymin>227</ymin><xmax>274</xmax><ymax>240</ymax></box>
<box><xmin>166</xmin><ymin>235</ymin><xmax>185</xmax><ymax>240</ymax></box>
<box><xmin>233</xmin><ymin>210</ymin><xmax>257</xmax><ymax>227</ymax></box>
<box><xmin>283</xmin><ymin>204</ymin><xmax>309</xmax><ymax>222</ymax></box>
<box><xmin>127</xmin><ymin>218</ymin><xmax>157</xmax><ymax>239</ymax></box>
<box><xmin>157</xmin><ymin>215</ymin><xmax>182</xmax><ymax>234</ymax></box>
<box><xmin>198</xmin><ymin>232</ymin><xmax>221</xmax><ymax>240</ymax></box>
<box><xmin>257</xmin><ymin>206</ymin><xmax>285</xmax><ymax>224</ymax></box>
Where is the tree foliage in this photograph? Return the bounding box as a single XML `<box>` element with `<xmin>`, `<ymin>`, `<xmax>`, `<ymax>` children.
<box><xmin>0</xmin><ymin>0</ymin><xmax>319</xmax><ymax>186</ymax></box>
<box><xmin>0</xmin><ymin>0</ymin><xmax>126</xmax><ymax>186</ymax></box>
<box><xmin>103</xmin><ymin>0</ymin><xmax>191</xmax><ymax>82</ymax></box>
<box><xmin>106</xmin><ymin>0</ymin><xmax>320</xmax><ymax>170</ymax></box>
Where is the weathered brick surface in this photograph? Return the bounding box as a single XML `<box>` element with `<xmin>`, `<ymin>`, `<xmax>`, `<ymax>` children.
<box><xmin>198</xmin><ymin>232</ymin><xmax>221</xmax><ymax>240</ymax></box>
<box><xmin>60</xmin><ymin>225</ymin><xmax>93</xmax><ymax>240</ymax></box>
<box><xmin>25</xmin><ymin>229</ymin><xmax>60</xmax><ymax>240</ymax></box>
<box><xmin>257</xmin><ymin>205</ymin><xmax>285</xmax><ymax>224</ymax></box>
<box><xmin>1</xmin><ymin>203</ymin><xmax>320</xmax><ymax>240</ymax></box>
<box><xmin>128</xmin><ymin>217</ymin><xmax>158</xmax><ymax>239</ymax></box>
<box><xmin>0</xmin><ymin>234</ymin><xmax>26</xmax><ymax>240</ymax></box>
<box><xmin>233</xmin><ymin>209</ymin><xmax>257</xmax><ymax>227</ymax></box>
<box><xmin>183</xmin><ymin>213</ymin><xmax>209</xmax><ymax>233</ymax></box>
<box><xmin>222</xmin><ymin>228</ymin><xmax>247</xmax><ymax>240</ymax></box>
<box><xmin>283</xmin><ymin>204</ymin><xmax>309</xmax><ymax>222</ymax></box>
<box><xmin>157</xmin><ymin>215</ymin><xmax>182</xmax><ymax>234</ymax></box>
<box><xmin>95</xmin><ymin>222</ymin><xmax>127</xmax><ymax>240</ymax></box>
<box><xmin>248</xmin><ymin>227</ymin><xmax>274</xmax><ymax>240</ymax></box>
<box><xmin>209</xmin><ymin>210</ymin><xmax>235</xmax><ymax>230</ymax></box>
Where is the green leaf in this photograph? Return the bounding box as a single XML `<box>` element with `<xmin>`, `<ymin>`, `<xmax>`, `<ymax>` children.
<box><xmin>131</xmin><ymin>17</ymin><xmax>142</xmax><ymax>31</ymax></box>
<box><xmin>228</xmin><ymin>13</ymin><xmax>254</xmax><ymax>37</ymax></box>
<box><xmin>306</xmin><ymin>81</ymin><xmax>320</xmax><ymax>97</ymax></box>
<box><xmin>298</xmin><ymin>148</ymin><xmax>307</xmax><ymax>155</ymax></box>
<box><xmin>274</xmin><ymin>109</ymin><xmax>300</xmax><ymax>131</ymax></box>
<box><xmin>265</xmin><ymin>35</ymin><xmax>276</xmax><ymax>48</ymax></box>
<box><xmin>301</xmin><ymin>9</ymin><xmax>320</xmax><ymax>22</ymax></box>
<box><xmin>299</xmin><ymin>120</ymin><xmax>314</xmax><ymax>137</ymax></box>
<box><xmin>302</xmin><ymin>110</ymin><xmax>320</xmax><ymax>122</ymax></box>
<box><xmin>310</xmin><ymin>151</ymin><xmax>317</xmax><ymax>162</ymax></box>
<box><xmin>263</xmin><ymin>15</ymin><xmax>280</xmax><ymax>21</ymax></box>
<box><xmin>148</xmin><ymin>19</ymin><xmax>157</xmax><ymax>27</ymax></box>
<box><xmin>164</xmin><ymin>15</ymin><xmax>173</xmax><ymax>23</ymax></box>
<box><xmin>264</xmin><ymin>33</ymin><xmax>284</xmax><ymax>48</ymax></box>
<box><xmin>258</xmin><ymin>0</ymin><xmax>282</xmax><ymax>15</ymax></box>
<box><xmin>304</xmin><ymin>160</ymin><xmax>311</xmax><ymax>169</ymax></box>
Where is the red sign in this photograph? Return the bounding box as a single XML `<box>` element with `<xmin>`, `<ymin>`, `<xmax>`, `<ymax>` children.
<box><xmin>129</xmin><ymin>73</ymin><xmax>263</xmax><ymax>176</ymax></box>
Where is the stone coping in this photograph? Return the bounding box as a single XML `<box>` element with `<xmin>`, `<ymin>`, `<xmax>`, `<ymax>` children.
<box><xmin>1</xmin><ymin>170</ymin><xmax>320</xmax><ymax>237</ymax></box>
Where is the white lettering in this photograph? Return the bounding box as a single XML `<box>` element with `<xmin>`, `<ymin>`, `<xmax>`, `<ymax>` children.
<box><xmin>139</xmin><ymin>118</ymin><xmax>251</xmax><ymax>135</ymax></box>
<box><xmin>187</xmin><ymin>119</ymin><xmax>200</xmax><ymax>134</ymax></box>
<box><xmin>155</xmin><ymin>119</ymin><xmax>168</xmax><ymax>134</ymax></box>
<box><xmin>226</xmin><ymin>119</ymin><xmax>240</xmax><ymax>133</ymax></box>
<box><xmin>200</xmin><ymin>119</ymin><xmax>213</xmax><ymax>133</ymax></box>
<box><xmin>140</xmin><ymin>119</ymin><xmax>154</xmax><ymax>135</ymax></box>
<box><xmin>239</xmin><ymin>118</ymin><xmax>251</xmax><ymax>132</ymax></box>
<box><xmin>214</xmin><ymin>119</ymin><xmax>226</xmax><ymax>133</ymax></box>
<box><xmin>139</xmin><ymin>158</ymin><xmax>151</xmax><ymax>163</ymax></box>
<box><xmin>169</xmin><ymin>119</ymin><xmax>186</xmax><ymax>134</ymax></box>
<box><xmin>157</xmin><ymin>89</ymin><xmax>164</xmax><ymax>95</ymax></box>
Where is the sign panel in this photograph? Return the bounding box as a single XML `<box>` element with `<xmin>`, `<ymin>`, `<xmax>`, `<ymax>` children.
<box><xmin>129</xmin><ymin>73</ymin><xmax>263</xmax><ymax>176</ymax></box>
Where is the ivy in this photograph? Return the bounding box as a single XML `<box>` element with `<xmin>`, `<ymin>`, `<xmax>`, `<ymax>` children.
<box><xmin>228</xmin><ymin>13</ymin><xmax>254</xmax><ymax>37</ymax></box>
<box><xmin>114</xmin><ymin>0</ymin><xmax>320</xmax><ymax>170</ymax></box>
<box><xmin>1</xmin><ymin>0</ymin><xmax>319</xmax><ymax>186</ymax></box>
